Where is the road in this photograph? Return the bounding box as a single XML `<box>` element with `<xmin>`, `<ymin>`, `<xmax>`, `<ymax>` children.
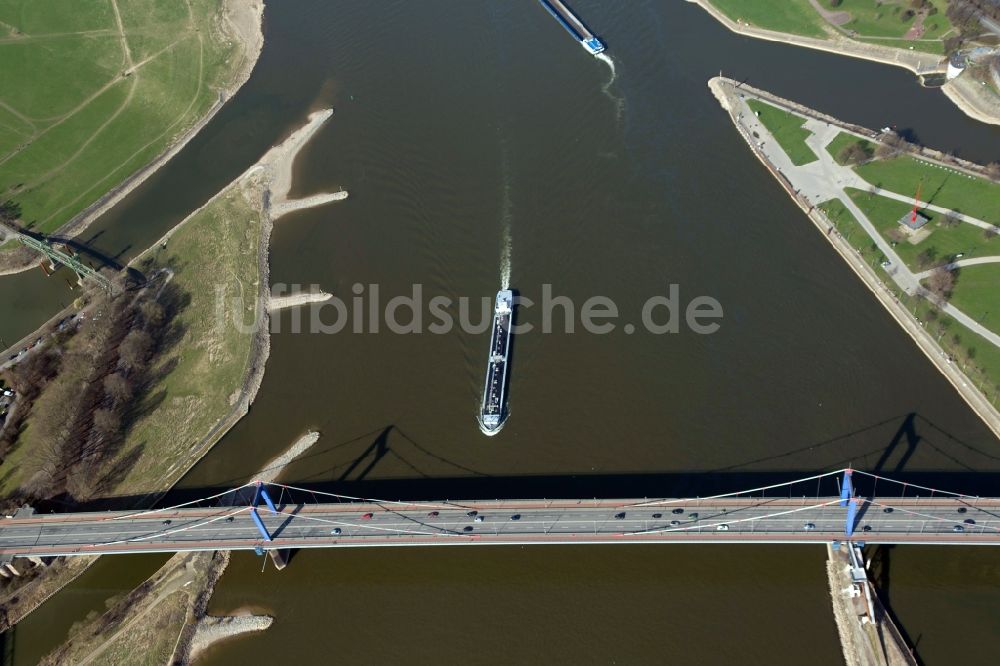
<box><xmin>1</xmin><ymin>496</ymin><xmax>999</xmax><ymax>558</ymax></box>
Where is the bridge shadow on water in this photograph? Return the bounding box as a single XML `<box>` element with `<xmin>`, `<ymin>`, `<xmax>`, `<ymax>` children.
<box><xmin>58</xmin><ymin>411</ymin><xmax>1000</xmax><ymax>514</ymax></box>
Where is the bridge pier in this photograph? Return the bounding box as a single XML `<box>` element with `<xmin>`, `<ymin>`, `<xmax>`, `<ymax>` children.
<box><xmin>268</xmin><ymin>549</ymin><xmax>290</xmax><ymax>571</ymax></box>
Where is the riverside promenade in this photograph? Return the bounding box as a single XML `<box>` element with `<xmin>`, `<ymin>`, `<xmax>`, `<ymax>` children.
<box><xmin>708</xmin><ymin>76</ymin><xmax>1000</xmax><ymax>442</ymax></box>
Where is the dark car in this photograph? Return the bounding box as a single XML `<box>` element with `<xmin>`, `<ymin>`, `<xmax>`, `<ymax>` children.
<box><xmin>652</xmin><ymin>513</ymin><xmax>663</xmax><ymax>519</ymax></box>
<box><xmin>510</xmin><ymin>514</ymin><xmax>521</xmax><ymax>521</ymax></box>
<box><xmin>463</xmin><ymin>525</ymin><xmax>473</xmax><ymax>532</ymax></box>
<box><xmin>614</xmin><ymin>512</ymin><xmax>626</xmax><ymax>520</ymax></box>
<box><xmin>671</xmin><ymin>508</ymin><xmax>684</xmax><ymax>515</ymax></box>
<box><xmin>467</xmin><ymin>510</ymin><xmax>478</xmax><ymax>518</ymax></box>
<box><xmin>427</xmin><ymin>511</ymin><xmax>439</xmax><ymax>518</ymax></box>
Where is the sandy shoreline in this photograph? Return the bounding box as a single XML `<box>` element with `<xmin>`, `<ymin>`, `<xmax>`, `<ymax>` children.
<box><xmin>189</xmin><ymin>613</ymin><xmax>274</xmax><ymax>662</ymax></box>
<box><xmin>0</xmin><ymin>0</ymin><xmax>266</xmax><ymax>276</ymax></box>
<box><xmin>709</xmin><ymin>76</ymin><xmax>1000</xmax><ymax>441</ymax></box>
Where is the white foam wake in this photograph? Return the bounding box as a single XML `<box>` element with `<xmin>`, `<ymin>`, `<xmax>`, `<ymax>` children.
<box><xmin>499</xmin><ymin>147</ymin><xmax>513</xmax><ymax>291</ymax></box>
<box><xmin>595</xmin><ymin>53</ymin><xmax>624</xmax><ymax>120</ymax></box>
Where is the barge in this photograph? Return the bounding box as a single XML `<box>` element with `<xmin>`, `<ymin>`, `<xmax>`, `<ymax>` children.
<box><xmin>479</xmin><ymin>290</ymin><xmax>514</xmax><ymax>435</ymax></box>
<box><xmin>538</xmin><ymin>0</ymin><xmax>605</xmax><ymax>55</ymax></box>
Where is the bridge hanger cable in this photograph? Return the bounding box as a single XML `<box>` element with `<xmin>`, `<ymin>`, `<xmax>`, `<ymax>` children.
<box><xmin>627</xmin><ymin>469</ymin><xmax>847</xmax><ymax>507</ymax></box>
<box><xmin>110</xmin><ymin>482</ymin><xmax>257</xmax><ymax>520</ymax></box>
<box><xmin>269</xmin><ymin>482</ymin><xmax>458</xmax><ymax>510</ymax></box>
<box><xmin>851</xmin><ymin>470</ymin><xmax>978</xmax><ymax>500</ymax></box>
<box><xmin>92</xmin><ymin>507</ymin><xmax>251</xmax><ymax>548</ymax></box>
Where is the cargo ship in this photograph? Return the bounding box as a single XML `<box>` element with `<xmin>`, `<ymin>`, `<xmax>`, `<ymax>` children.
<box><xmin>479</xmin><ymin>290</ymin><xmax>514</xmax><ymax>435</ymax></box>
<box><xmin>538</xmin><ymin>0</ymin><xmax>605</xmax><ymax>55</ymax></box>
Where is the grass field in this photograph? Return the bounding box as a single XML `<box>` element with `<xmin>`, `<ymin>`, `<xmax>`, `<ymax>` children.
<box><xmin>707</xmin><ymin>0</ymin><xmax>827</xmax><ymax>38</ymax></box>
<box><xmin>0</xmin><ymin>0</ymin><xmax>245</xmax><ymax>234</ymax></box>
<box><xmin>746</xmin><ymin>99</ymin><xmax>818</xmax><ymax>166</ymax></box>
<box><xmin>846</xmin><ymin>188</ymin><xmax>998</xmax><ymax>270</ymax></box>
<box><xmin>706</xmin><ymin>0</ymin><xmax>953</xmax><ymax>48</ymax></box>
<box><xmin>818</xmin><ymin>198</ymin><xmax>887</xmax><ymax>266</ymax></box>
<box><xmin>855</xmin><ymin>156</ymin><xmax>1000</xmax><ymax>225</ymax></box>
<box><xmin>825</xmin><ymin>132</ymin><xmax>877</xmax><ymax>165</ymax></box>
<box><xmin>836</xmin><ymin>0</ymin><xmax>952</xmax><ymax>40</ymax></box>
<box><xmin>112</xmin><ymin>176</ymin><xmax>262</xmax><ymax>494</ymax></box>
<box><xmin>818</xmin><ymin>197</ymin><xmax>1000</xmax><ymax>406</ymax></box>
<box><xmin>947</xmin><ymin>263</ymin><xmax>1000</xmax><ymax>337</ymax></box>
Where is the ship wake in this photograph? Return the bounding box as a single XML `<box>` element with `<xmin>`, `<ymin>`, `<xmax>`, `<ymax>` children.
<box><xmin>595</xmin><ymin>53</ymin><xmax>624</xmax><ymax>119</ymax></box>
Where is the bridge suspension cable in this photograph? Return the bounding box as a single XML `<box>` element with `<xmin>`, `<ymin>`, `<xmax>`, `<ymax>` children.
<box><xmin>628</xmin><ymin>469</ymin><xmax>848</xmax><ymax>507</ymax></box>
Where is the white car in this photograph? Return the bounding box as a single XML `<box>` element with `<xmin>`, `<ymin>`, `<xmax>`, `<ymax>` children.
<box><xmin>716</xmin><ymin>524</ymin><xmax>729</xmax><ymax>531</ymax></box>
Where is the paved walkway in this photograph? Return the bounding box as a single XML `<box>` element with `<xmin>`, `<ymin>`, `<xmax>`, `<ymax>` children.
<box><xmin>733</xmin><ymin>92</ymin><xmax>1000</xmax><ymax>348</ymax></box>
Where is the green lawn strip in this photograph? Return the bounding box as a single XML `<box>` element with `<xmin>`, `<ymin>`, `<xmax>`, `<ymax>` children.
<box><xmin>837</xmin><ymin>0</ymin><xmax>951</xmax><ymax>40</ymax></box>
<box><xmin>854</xmin><ymin>155</ymin><xmax>1000</xmax><ymax>225</ymax></box>
<box><xmin>118</xmin><ymin>0</ymin><xmax>192</xmax><ymax>62</ymax></box>
<box><xmin>945</xmin><ymin>263</ymin><xmax>1000</xmax><ymax>337</ymax></box>
<box><xmin>825</xmin><ymin>131</ymin><xmax>876</xmax><ymax>165</ymax></box>
<box><xmin>0</xmin><ymin>0</ymin><xmax>242</xmax><ymax>236</ymax></box>
<box><xmin>111</xmin><ymin>181</ymin><xmax>261</xmax><ymax>494</ymax></box>
<box><xmin>707</xmin><ymin>0</ymin><xmax>827</xmax><ymax>38</ymax></box>
<box><xmin>746</xmin><ymin>99</ymin><xmax>818</xmax><ymax>166</ymax></box>
<box><xmin>0</xmin><ymin>0</ymin><xmax>115</xmax><ymax>34</ymax></box>
<box><xmin>0</xmin><ymin>79</ymin><xmax>132</xmax><ymax>197</ymax></box>
<box><xmin>6</xmin><ymin>33</ymin><xmax>220</xmax><ymax>232</ymax></box>
<box><xmin>846</xmin><ymin>188</ymin><xmax>998</xmax><ymax>271</ymax></box>
<box><xmin>0</xmin><ymin>35</ymin><xmax>123</xmax><ymax>119</ymax></box>
<box><xmin>818</xmin><ymin>198</ymin><xmax>888</xmax><ymax>268</ymax></box>
<box><xmin>907</xmin><ymin>294</ymin><xmax>1000</xmax><ymax>406</ymax></box>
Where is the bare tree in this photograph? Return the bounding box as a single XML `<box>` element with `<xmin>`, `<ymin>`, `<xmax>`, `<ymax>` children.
<box><xmin>103</xmin><ymin>373</ymin><xmax>133</xmax><ymax>405</ymax></box>
<box><xmin>987</xmin><ymin>162</ymin><xmax>1000</xmax><ymax>181</ymax></box>
<box><xmin>916</xmin><ymin>247</ymin><xmax>939</xmax><ymax>269</ymax></box>
<box><xmin>119</xmin><ymin>330</ymin><xmax>154</xmax><ymax>371</ymax></box>
<box><xmin>927</xmin><ymin>267</ymin><xmax>956</xmax><ymax>304</ymax></box>
<box><xmin>942</xmin><ymin>211</ymin><xmax>962</xmax><ymax>228</ymax></box>
<box><xmin>92</xmin><ymin>408</ymin><xmax>121</xmax><ymax>439</ymax></box>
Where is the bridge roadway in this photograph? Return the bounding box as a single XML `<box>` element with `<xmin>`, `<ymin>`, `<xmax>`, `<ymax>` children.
<box><xmin>2</xmin><ymin>496</ymin><xmax>1000</xmax><ymax>558</ymax></box>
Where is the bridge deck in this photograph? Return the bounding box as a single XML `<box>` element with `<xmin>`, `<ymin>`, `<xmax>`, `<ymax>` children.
<box><xmin>2</xmin><ymin>496</ymin><xmax>998</xmax><ymax>557</ymax></box>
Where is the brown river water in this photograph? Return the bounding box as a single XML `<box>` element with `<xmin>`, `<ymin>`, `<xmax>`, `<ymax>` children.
<box><xmin>5</xmin><ymin>1</ymin><xmax>1000</xmax><ymax>664</ymax></box>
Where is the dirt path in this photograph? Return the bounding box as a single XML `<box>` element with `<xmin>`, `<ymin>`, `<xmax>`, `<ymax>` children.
<box><xmin>109</xmin><ymin>0</ymin><xmax>135</xmax><ymax>71</ymax></box>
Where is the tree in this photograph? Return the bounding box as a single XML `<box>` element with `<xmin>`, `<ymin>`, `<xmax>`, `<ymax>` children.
<box><xmin>926</xmin><ymin>267</ymin><xmax>956</xmax><ymax>304</ymax></box>
<box><xmin>916</xmin><ymin>247</ymin><xmax>939</xmax><ymax>269</ymax></box>
<box><xmin>942</xmin><ymin>211</ymin><xmax>962</xmax><ymax>228</ymax></box>
<box><xmin>987</xmin><ymin>162</ymin><xmax>1000</xmax><ymax>181</ymax></box>
<box><xmin>92</xmin><ymin>408</ymin><xmax>121</xmax><ymax>439</ymax></box>
<box><xmin>0</xmin><ymin>200</ymin><xmax>20</xmax><ymax>224</ymax></box>
<box><xmin>104</xmin><ymin>372</ymin><xmax>133</xmax><ymax>404</ymax></box>
<box><xmin>119</xmin><ymin>330</ymin><xmax>154</xmax><ymax>371</ymax></box>
<box><xmin>985</xmin><ymin>226</ymin><xmax>1000</xmax><ymax>240</ymax></box>
<box><xmin>140</xmin><ymin>301</ymin><xmax>166</xmax><ymax>330</ymax></box>
<box><xmin>838</xmin><ymin>141</ymin><xmax>872</xmax><ymax>165</ymax></box>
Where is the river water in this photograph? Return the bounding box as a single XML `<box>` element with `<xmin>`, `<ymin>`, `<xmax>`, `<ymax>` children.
<box><xmin>6</xmin><ymin>1</ymin><xmax>1000</xmax><ymax>664</ymax></box>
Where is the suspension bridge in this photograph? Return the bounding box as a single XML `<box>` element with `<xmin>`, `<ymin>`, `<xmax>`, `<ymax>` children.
<box><xmin>1</xmin><ymin>469</ymin><xmax>998</xmax><ymax>559</ymax></box>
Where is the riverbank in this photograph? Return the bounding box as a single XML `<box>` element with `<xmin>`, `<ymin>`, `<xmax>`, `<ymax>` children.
<box><xmin>188</xmin><ymin>613</ymin><xmax>274</xmax><ymax>662</ymax></box>
<box><xmin>117</xmin><ymin>108</ymin><xmax>343</xmax><ymax>498</ymax></box>
<box><xmin>709</xmin><ymin>76</ymin><xmax>1000</xmax><ymax>442</ymax></box>
<box><xmin>825</xmin><ymin>543</ymin><xmax>915</xmax><ymax>666</ymax></box>
<box><xmin>689</xmin><ymin>1</ymin><xmax>1000</xmax><ymax>127</ymax></box>
<box><xmin>0</xmin><ymin>0</ymin><xmax>266</xmax><ymax>276</ymax></box>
